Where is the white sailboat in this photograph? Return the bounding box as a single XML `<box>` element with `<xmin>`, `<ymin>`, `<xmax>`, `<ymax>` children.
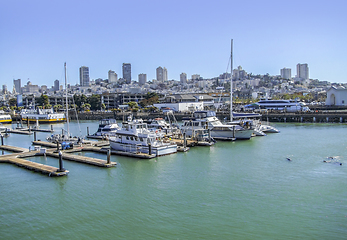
<box><xmin>47</xmin><ymin>63</ymin><xmax>81</xmax><ymax>145</ymax></box>
<box><xmin>225</xmin><ymin>39</ymin><xmax>254</xmax><ymax>139</ymax></box>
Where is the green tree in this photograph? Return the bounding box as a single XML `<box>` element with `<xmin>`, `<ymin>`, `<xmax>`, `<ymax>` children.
<box><xmin>88</xmin><ymin>94</ymin><xmax>101</xmax><ymax>110</ymax></box>
<box><xmin>38</xmin><ymin>94</ymin><xmax>49</xmax><ymax>107</ymax></box>
<box><xmin>9</xmin><ymin>98</ymin><xmax>17</xmax><ymax>107</ymax></box>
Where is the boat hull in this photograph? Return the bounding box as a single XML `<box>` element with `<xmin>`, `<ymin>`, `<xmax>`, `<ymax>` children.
<box><xmin>110</xmin><ymin>141</ymin><xmax>177</xmax><ymax>157</ymax></box>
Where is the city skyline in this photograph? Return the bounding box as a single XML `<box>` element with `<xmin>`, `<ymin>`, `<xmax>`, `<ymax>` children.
<box><xmin>1</xmin><ymin>0</ymin><xmax>347</xmax><ymax>90</ymax></box>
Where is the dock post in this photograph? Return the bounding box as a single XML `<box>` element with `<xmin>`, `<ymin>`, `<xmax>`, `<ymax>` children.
<box><xmin>232</xmin><ymin>126</ymin><xmax>235</xmax><ymax>138</ymax></box>
<box><xmin>313</xmin><ymin>117</ymin><xmax>316</xmax><ymax>123</ymax></box>
<box><xmin>87</xmin><ymin>127</ymin><xmax>89</xmax><ymax>136</ymax></box>
<box><xmin>20</xmin><ymin>118</ymin><xmax>23</xmax><ymax>128</ymax></box>
<box><xmin>17</xmin><ymin>122</ymin><xmax>19</xmax><ymax>128</ymax></box>
<box><xmin>58</xmin><ymin>151</ymin><xmax>65</xmax><ymax>172</ymax></box>
<box><xmin>1</xmin><ymin>134</ymin><xmax>3</xmax><ymax>145</ymax></box>
<box><xmin>340</xmin><ymin>117</ymin><xmax>343</xmax><ymax>123</ymax></box>
<box><xmin>27</xmin><ymin>117</ymin><xmax>29</xmax><ymax>128</ymax></box>
<box><xmin>148</xmin><ymin>143</ymin><xmax>152</xmax><ymax>155</ymax></box>
<box><xmin>56</xmin><ymin>142</ymin><xmax>59</xmax><ymax>151</ymax></box>
<box><xmin>34</xmin><ymin>131</ymin><xmax>36</xmax><ymax>141</ymax></box>
<box><xmin>28</xmin><ymin>126</ymin><xmax>31</xmax><ymax>133</ymax></box>
<box><xmin>107</xmin><ymin>149</ymin><xmax>111</xmax><ymax>164</ymax></box>
<box><xmin>51</xmin><ymin>125</ymin><xmax>53</xmax><ymax>131</ymax></box>
<box><xmin>208</xmin><ymin>129</ymin><xmax>211</xmax><ymax>142</ymax></box>
<box><xmin>183</xmin><ymin>133</ymin><xmax>186</xmax><ymax>148</ymax></box>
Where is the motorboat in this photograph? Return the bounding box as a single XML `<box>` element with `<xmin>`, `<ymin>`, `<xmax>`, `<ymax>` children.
<box><xmin>109</xmin><ymin>116</ymin><xmax>177</xmax><ymax>157</ymax></box>
<box><xmin>145</xmin><ymin>116</ymin><xmax>180</xmax><ymax>136</ymax></box>
<box><xmin>181</xmin><ymin>111</ymin><xmax>253</xmax><ymax>140</ymax></box>
<box><xmin>91</xmin><ymin>119</ymin><xmax>120</xmax><ymax>137</ymax></box>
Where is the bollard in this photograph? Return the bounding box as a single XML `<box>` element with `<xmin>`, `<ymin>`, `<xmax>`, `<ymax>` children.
<box><xmin>34</xmin><ymin>131</ymin><xmax>36</xmax><ymax>141</ymax></box>
<box><xmin>183</xmin><ymin>133</ymin><xmax>186</xmax><ymax>148</ymax></box>
<box><xmin>148</xmin><ymin>143</ymin><xmax>152</xmax><ymax>155</ymax></box>
<box><xmin>107</xmin><ymin>149</ymin><xmax>111</xmax><ymax>164</ymax></box>
<box><xmin>58</xmin><ymin>151</ymin><xmax>65</xmax><ymax>172</ymax></box>
<box><xmin>1</xmin><ymin>134</ymin><xmax>3</xmax><ymax>145</ymax></box>
<box><xmin>87</xmin><ymin>127</ymin><xmax>89</xmax><ymax>136</ymax></box>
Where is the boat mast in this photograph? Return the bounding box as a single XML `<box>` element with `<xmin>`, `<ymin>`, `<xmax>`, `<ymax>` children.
<box><xmin>64</xmin><ymin>62</ymin><xmax>70</xmax><ymax>137</ymax></box>
<box><xmin>230</xmin><ymin>39</ymin><xmax>233</xmax><ymax>122</ymax></box>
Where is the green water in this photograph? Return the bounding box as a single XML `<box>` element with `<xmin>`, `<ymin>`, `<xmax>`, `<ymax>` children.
<box><xmin>0</xmin><ymin>121</ymin><xmax>346</xmax><ymax>239</ymax></box>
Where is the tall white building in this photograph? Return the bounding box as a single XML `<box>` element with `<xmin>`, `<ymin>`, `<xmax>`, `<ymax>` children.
<box><xmin>180</xmin><ymin>73</ymin><xmax>187</xmax><ymax>84</ymax></box>
<box><xmin>156</xmin><ymin>66</ymin><xmax>168</xmax><ymax>82</ymax></box>
<box><xmin>296</xmin><ymin>63</ymin><xmax>309</xmax><ymax>80</ymax></box>
<box><xmin>138</xmin><ymin>73</ymin><xmax>147</xmax><ymax>86</ymax></box>
<box><xmin>163</xmin><ymin>67</ymin><xmax>168</xmax><ymax>81</ymax></box>
<box><xmin>280</xmin><ymin>68</ymin><xmax>291</xmax><ymax>79</ymax></box>
<box><xmin>108</xmin><ymin>70</ymin><xmax>117</xmax><ymax>83</ymax></box>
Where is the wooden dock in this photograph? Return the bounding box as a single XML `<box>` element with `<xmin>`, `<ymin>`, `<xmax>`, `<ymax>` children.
<box><xmin>45</xmin><ymin>151</ymin><xmax>117</xmax><ymax>167</ymax></box>
<box><xmin>0</xmin><ymin>156</ymin><xmax>69</xmax><ymax>177</ymax></box>
<box><xmin>0</xmin><ymin>145</ymin><xmax>29</xmax><ymax>153</ymax></box>
<box><xmin>7</xmin><ymin>129</ymin><xmax>33</xmax><ymax>135</ymax></box>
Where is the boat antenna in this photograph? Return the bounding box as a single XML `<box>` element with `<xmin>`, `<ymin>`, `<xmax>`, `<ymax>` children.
<box><xmin>230</xmin><ymin>39</ymin><xmax>233</xmax><ymax>122</ymax></box>
<box><xmin>64</xmin><ymin>62</ymin><xmax>70</xmax><ymax>137</ymax></box>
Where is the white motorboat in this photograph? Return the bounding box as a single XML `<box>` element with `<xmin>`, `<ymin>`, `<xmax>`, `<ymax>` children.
<box><xmin>145</xmin><ymin>116</ymin><xmax>180</xmax><ymax>136</ymax></box>
<box><xmin>91</xmin><ymin>119</ymin><xmax>120</xmax><ymax>137</ymax></box>
<box><xmin>181</xmin><ymin>111</ymin><xmax>253</xmax><ymax>140</ymax></box>
<box><xmin>109</xmin><ymin>116</ymin><xmax>177</xmax><ymax>157</ymax></box>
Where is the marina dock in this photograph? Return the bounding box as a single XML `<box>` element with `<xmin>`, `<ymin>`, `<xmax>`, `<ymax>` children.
<box><xmin>0</xmin><ymin>157</ymin><xmax>69</xmax><ymax>176</ymax></box>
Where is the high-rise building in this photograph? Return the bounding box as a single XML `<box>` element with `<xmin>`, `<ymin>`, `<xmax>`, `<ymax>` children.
<box><xmin>79</xmin><ymin>66</ymin><xmax>90</xmax><ymax>86</ymax></box>
<box><xmin>2</xmin><ymin>85</ymin><xmax>7</xmax><ymax>94</ymax></box>
<box><xmin>156</xmin><ymin>66</ymin><xmax>164</xmax><ymax>82</ymax></box>
<box><xmin>138</xmin><ymin>73</ymin><xmax>147</xmax><ymax>86</ymax></box>
<box><xmin>192</xmin><ymin>74</ymin><xmax>200</xmax><ymax>80</ymax></box>
<box><xmin>122</xmin><ymin>63</ymin><xmax>131</xmax><ymax>84</ymax></box>
<box><xmin>296</xmin><ymin>63</ymin><xmax>309</xmax><ymax>80</ymax></box>
<box><xmin>54</xmin><ymin>79</ymin><xmax>59</xmax><ymax>91</ymax></box>
<box><xmin>13</xmin><ymin>79</ymin><xmax>21</xmax><ymax>94</ymax></box>
<box><xmin>180</xmin><ymin>73</ymin><xmax>187</xmax><ymax>84</ymax></box>
<box><xmin>108</xmin><ymin>70</ymin><xmax>118</xmax><ymax>83</ymax></box>
<box><xmin>280</xmin><ymin>68</ymin><xmax>291</xmax><ymax>80</ymax></box>
<box><xmin>163</xmin><ymin>67</ymin><xmax>168</xmax><ymax>81</ymax></box>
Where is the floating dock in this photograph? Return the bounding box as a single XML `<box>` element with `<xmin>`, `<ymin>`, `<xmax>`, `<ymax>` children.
<box><xmin>0</xmin><ymin>156</ymin><xmax>69</xmax><ymax>177</ymax></box>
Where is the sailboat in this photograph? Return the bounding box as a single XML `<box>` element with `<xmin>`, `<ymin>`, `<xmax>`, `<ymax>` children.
<box><xmin>224</xmin><ymin>39</ymin><xmax>254</xmax><ymax>139</ymax></box>
<box><xmin>47</xmin><ymin>63</ymin><xmax>82</xmax><ymax>145</ymax></box>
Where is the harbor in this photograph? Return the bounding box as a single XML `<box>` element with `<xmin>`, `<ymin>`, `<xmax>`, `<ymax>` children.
<box><xmin>1</xmin><ymin>120</ymin><xmax>346</xmax><ymax>239</ymax></box>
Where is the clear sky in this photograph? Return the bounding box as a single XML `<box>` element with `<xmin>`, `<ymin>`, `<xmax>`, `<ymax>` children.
<box><xmin>1</xmin><ymin>0</ymin><xmax>347</xmax><ymax>90</ymax></box>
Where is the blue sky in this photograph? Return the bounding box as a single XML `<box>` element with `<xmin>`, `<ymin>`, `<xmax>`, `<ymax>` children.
<box><xmin>1</xmin><ymin>0</ymin><xmax>347</xmax><ymax>90</ymax></box>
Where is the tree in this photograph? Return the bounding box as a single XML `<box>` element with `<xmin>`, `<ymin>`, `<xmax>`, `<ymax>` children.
<box><xmin>9</xmin><ymin>98</ymin><xmax>17</xmax><ymax>107</ymax></box>
<box><xmin>88</xmin><ymin>94</ymin><xmax>101</xmax><ymax>110</ymax></box>
<box><xmin>127</xmin><ymin>101</ymin><xmax>138</xmax><ymax>109</ymax></box>
<box><xmin>38</xmin><ymin>94</ymin><xmax>49</xmax><ymax>107</ymax></box>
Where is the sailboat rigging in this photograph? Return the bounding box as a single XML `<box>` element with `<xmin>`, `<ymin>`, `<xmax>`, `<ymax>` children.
<box><xmin>47</xmin><ymin>63</ymin><xmax>83</xmax><ymax>145</ymax></box>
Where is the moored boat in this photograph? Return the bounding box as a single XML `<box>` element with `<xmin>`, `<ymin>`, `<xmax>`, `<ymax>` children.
<box><xmin>109</xmin><ymin>116</ymin><xmax>177</xmax><ymax>157</ymax></box>
<box><xmin>21</xmin><ymin>108</ymin><xmax>65</xmax><ymax>123</ymax></box>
